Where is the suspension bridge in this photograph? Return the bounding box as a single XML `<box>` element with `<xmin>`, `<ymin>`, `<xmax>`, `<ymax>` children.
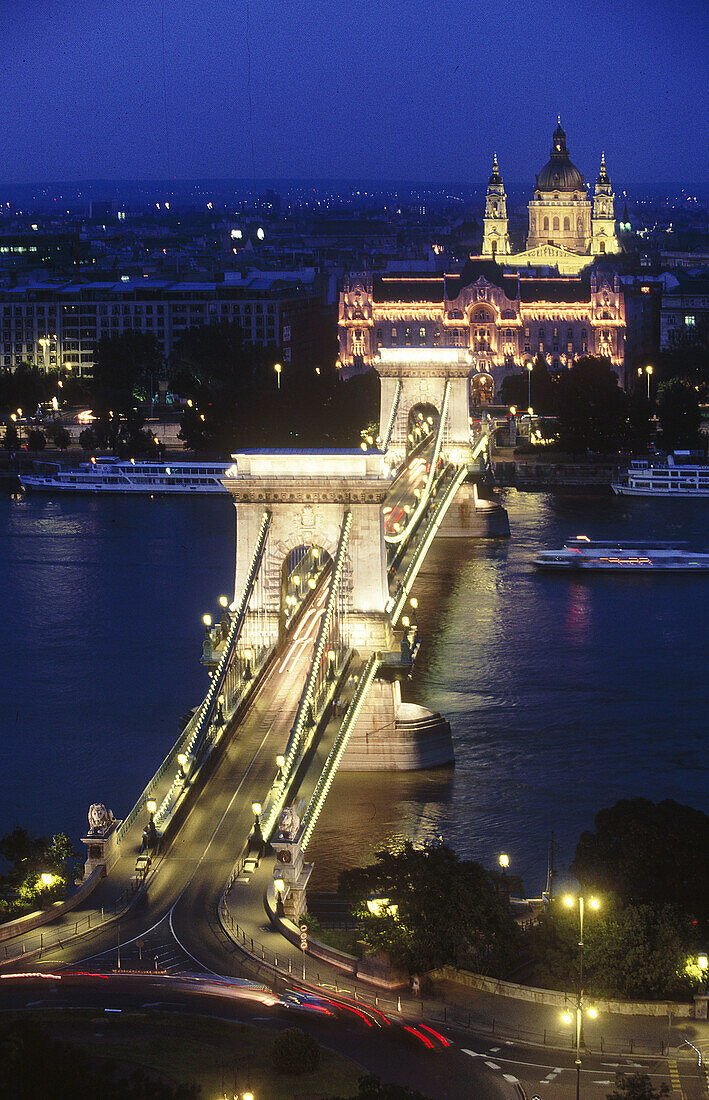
<box><xmin>0</xmin><ymin>348</ymin><xmax>508</xmax><ymax>973</ymax></box>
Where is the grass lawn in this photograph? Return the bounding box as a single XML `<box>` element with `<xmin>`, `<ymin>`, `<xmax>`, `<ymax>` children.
<box><xmin>1</xmin><ymin>1009</ymin><xmax>364</xmax><ymax>1099</ymax></box>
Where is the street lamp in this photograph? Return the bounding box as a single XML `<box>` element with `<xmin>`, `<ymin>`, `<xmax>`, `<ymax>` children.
<box><xmin>645</xmin><ymin>364</ymin><xmax>653</xmax><ymax>399</ymax></box>
<box><xmin>274</xmin><ymin>362</ymin><xmax>282</xmax><ymax>389</ymax></box>
<box><xmin>562</xmin><ymin>893</ymin><xmax>600</xmax><ymax>1100</ymax></box>
<box><xmin>526</xmin><ymin>361</ymin><xmax>533</xmax><ymax>409</ymax></box>
<box><xmin>274</xmin><ymin>875</ymin><xmax>286</xmax><ymax>916</ymax></box>
<box><xmin>499</xmin><ymin>853</ymin><xmax>509</xmax><ymax>870</ymax></box>
<box><xmin>40</xmin><ymin>872</ymin><xmax>55</xmax><ymax>887</ymax></box>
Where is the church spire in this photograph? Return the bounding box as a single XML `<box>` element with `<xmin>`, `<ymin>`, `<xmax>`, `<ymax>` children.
<box><xmin>597</xmin><ymin>151</ymin><xmax>610</xmax><ymax>186</ymax></box>
<box><xmin>488</xmin><ymin>152</ymin><xmax>502</xmax><ymax>186</ymax></box>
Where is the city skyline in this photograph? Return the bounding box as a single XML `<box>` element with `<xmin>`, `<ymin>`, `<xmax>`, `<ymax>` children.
<box><xmin>2</xmin><ymin>0</ymin><xmax>708</xmax><ymax>187</ymax></box>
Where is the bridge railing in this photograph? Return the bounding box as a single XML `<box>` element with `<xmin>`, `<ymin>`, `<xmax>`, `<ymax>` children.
<box><xmin>384</xmin><ymin>379</ymin><xmax>451</xmax><ymax>547</ymax></box>
<box><xmin>388</xmin><ymin>463</ymin><xmax>469</xmax><ymax>626</ymax></box>
<box><xmin>115</xmin><ymin>510</ymin><xmax>272</xmax><ymax>847</ymax></box>
<box><xmin>378</xmin><ymin>378</ymin><xmax>402</xmax><ymax>452</ymax></box>
<box><xmin>300</xmin><ymin>651</ymin><xmax>381</xmax><ymax>850</ymax></box>
<box><xmin>262</xmin><ymin>510</ymin><xmax>352</xmax><ymax>840</ymax></box>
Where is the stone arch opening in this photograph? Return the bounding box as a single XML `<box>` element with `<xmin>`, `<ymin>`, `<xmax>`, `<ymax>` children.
<box><xmin>406</xmin><ymin>401</ymin><xmax>440</xmax><ymax>455</ymax></box>
<box><xmin>470</xmin><ymin>372</ymin><xmax>494</xmax><ymax>406</ymax></box>
<box><xmin>279</xmin><ymin>542</ymin><xmax>333</xmax><ymax>638</ymax></box>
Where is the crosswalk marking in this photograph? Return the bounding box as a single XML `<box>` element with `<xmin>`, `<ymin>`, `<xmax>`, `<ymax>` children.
<box><xmin>667</xmin><ymin>1058</ymin><xmax>684</xmax><ymax>1098</ymax></box>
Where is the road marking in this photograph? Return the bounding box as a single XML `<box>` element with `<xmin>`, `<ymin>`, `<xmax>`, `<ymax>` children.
<box><xmin>502</xmin><ymin>1075</ymin><xmax>519</xmax><ymax>1084</ymax></box>
<box><xmin>461</xmin><ymin>1049</ymin><xmax>483</xmax><ymax>1058</ymax></box>
<box><xmin>485</xmin><ymin>1061</ymin><xmax>501</xmax><ymax>1070</ymax></box>
<box><xmin>489</xmin><ymin>1046</ymin><xmax>501</xmax><ymax>1052</ymax></box>
<box><xmin>667</xmin><ymin>1059</ymin><xmax>683</xmax><ymax>1097</ymax></box>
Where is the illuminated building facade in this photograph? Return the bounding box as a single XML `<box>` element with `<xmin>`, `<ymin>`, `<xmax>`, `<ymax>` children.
<box><xmin>483</xmin><ymin>120</ymin><xmax>620</xmax><ymax>275</ymax></box>
<box><xmin>338</xmin><ymin>261</ymin><xmax>626</xmax><ymax>400</ymax></box>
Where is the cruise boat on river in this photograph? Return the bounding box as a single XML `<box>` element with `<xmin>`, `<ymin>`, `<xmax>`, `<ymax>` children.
<box><xmin>18</xmin><ymin>457</ymin><xmax>231</xmax><ymax>494</ymax></box>
<box><xmin>534</xmin><ymin>537</ymin><xmax>709</xmax><ymax>572</ymax></box>
<box><xmin>611</xmin><ymin>453</ymin><xmax>709</xmax><ymax>497</ymax></box>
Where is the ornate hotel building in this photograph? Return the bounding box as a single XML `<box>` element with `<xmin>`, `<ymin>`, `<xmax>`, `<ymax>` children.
<box><xmin>338</xmin><ymin>121</ymin><xmax>625</xmax><ymax>399</ymax></box>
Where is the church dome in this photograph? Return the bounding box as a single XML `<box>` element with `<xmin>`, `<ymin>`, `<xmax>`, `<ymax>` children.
<box><xmin>536</xmin><ymin>120</ymin><xmax>585</xmax><ymax>193</ymax></box>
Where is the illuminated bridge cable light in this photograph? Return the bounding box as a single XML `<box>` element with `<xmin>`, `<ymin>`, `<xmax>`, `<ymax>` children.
<box><xmin>384</xmin><ymin>380</ymin><xmax>451</xmax><ymax>547</ymax></box>
<box><xmin>379</xmin><ymin>379</ymin><xmax>402</xmax><ymax>452</ymax></box>
<box><xmin>300</xmin><ymin>652</ymin><xmax>380</xmax><ymax>850</ymax></box>
<box><xmin>262</xmin><ymin>511</ymin><xmax>352</xmax><ymax>839</ymax></box>
<box><xmin>149</xmin><ymin>511</ymin><xmax>272</xmax><ymax>830</ymax></box>
<box><xmin>390</xmin><ymin>464</ymin><xmax>468</xmax><ymax>627</ymax></box>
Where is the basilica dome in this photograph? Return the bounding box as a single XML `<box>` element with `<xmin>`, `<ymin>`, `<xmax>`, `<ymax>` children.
<box><xmin>536</xmin><ymin>121</ymin><xmax>585</xmax><ymax>193</ymax></box>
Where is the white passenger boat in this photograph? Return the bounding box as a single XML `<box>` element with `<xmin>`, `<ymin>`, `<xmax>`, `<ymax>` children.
<box><xmin>612</xmin><ymin>453</ymin><xmax>709</xmax><ymax>497</ymax></box>
<box><xmin>19</xmin><ymin>457</ymin><xmax>231</xmax><ymax>494</ymax></box>
<box><xmin>534</xmin><ymin>537</ymin><xmax>709</xmax><ymax>572</ymax></box>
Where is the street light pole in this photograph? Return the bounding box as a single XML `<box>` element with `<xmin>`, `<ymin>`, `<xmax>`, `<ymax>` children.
<box><xmin>563</xmin><ymin>893</ymin><xmax>599</xmax><ymax>1100</ymax></box>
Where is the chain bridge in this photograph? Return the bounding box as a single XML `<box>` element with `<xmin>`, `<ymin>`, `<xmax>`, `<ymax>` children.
<box><xmin>0</xmin><ymin>349</ymin><xmax>510</xmax><ymax>973</ymax></box>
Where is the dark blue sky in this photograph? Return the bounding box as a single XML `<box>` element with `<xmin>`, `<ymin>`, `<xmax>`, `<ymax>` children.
<box><xmin>3</xmin><ymin>0</ymin><xmax>707</xmax><ymax>186</ymax></box>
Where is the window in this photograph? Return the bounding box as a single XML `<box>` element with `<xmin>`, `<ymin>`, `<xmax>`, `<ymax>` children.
<box><xmin>376</xmin><ymin>328</ymin><xmax>382</xmax><ymax>342</ymax></box>
<box><xmin>524</xmin><ymin>326</ymin><xmax>530</xmax><ymax>336</ymax></box>
<box><xmin>563</xmin><ymin>217</ymin><xmax>570</xmax><ymax>232</ymax></box>
<box><xmin>505</xmin><ymin>329</ymin><xmax>513</xmax><ymax>340</ymax></box>
<box><xmin>581</xmin><ymin>328</ymin><xmax>587</xmax><ymax>338</ymax></box>
<box><xmin>567</xmin><ymin>327</ymin><xmax>573</xmax><ymax>338</ymax></box>
<box><xmin>391</xmin><ymin>327</ymin><xmax>398</xmax><ymax>344</ymax></box>
<box><xmin>543</xmin><ymin>217</ymin><xmax>549</xmax><ymax>232</ymax></box>
<box><xmin>419</xmin><ymin>326</ymin><xmax>426</xmax><ymax>340</ymax></box>
<box><xmin>553</xmin><ymin>327</ymin><xmax>558</xmax><ymax>337</ymax></box>
<box><xmin>686</xmin><ymin>315</ymin><xmax>696</xmax><ymax>327</ymax></box>
<box><xmin>538</xmin><ymin>328</ymin><xmax>545</xmax><ymax>341</ymax></box>
<box><xmin>553</xmin><ymin>217</ymin><xmax>560</xmax><ymax>232</ymax></box>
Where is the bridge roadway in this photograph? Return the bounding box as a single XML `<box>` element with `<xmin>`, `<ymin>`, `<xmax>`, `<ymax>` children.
<box><xmin>5</xmin><ymin>584</ymin><xmax>335</xmax><ymax>976</ymax></box>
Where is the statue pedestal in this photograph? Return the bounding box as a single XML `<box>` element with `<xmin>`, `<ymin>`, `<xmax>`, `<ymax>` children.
<box><xmin>81</xmin><ymin>820</ymin><xmax>119</xmax><ymax>879</ymax></box>
<box><xmin>271</xmin><ymin>826</ymin><xmax>313</xmax><ymax>923</ymax></box>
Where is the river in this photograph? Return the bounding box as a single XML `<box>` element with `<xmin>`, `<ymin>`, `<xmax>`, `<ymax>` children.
<box><xmin>1</xmin><ymin>487</ymin><xmax>706</xmax><ymax>894</ymax></box>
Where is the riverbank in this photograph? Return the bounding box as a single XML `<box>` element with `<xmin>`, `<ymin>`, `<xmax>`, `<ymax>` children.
<box><xmin>492</xmin><ymin>450</ymin><xmax>627</xmax><ymax>488</ymax></box>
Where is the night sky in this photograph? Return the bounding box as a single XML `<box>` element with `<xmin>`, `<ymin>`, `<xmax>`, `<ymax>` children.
<box><xmin>3</xmin><ymin>0</ymin><xmax>708</xmax><ymax>185</ymax></box>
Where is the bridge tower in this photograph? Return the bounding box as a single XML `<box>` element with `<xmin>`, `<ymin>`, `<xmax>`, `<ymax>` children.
<box><xmin>223</xmin><ymin>450</ymin><xmax>392</xmax><ymax>654</ymax></box>
<box><xmin>375</xmin><ymin>347</ymin><xmax>474</xmax><ymax>466</ymax></box>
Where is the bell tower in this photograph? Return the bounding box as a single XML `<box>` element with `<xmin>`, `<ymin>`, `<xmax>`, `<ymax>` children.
<box><xmin>482</xmin><ymin>154</ymin><xmax>510</xmax><ymax>258</ymax></box>
<box><xmin>591</xmin><ymin>153</ymin><xmax>619</xmax><ymax>256</ymax></box>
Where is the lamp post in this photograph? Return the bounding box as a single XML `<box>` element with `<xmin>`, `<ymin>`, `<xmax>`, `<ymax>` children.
<box><xmin>562</xmin><ymin>893</ymin><xmax>600</xmax><ymax>1100</ymax></box>
<box><xmin>526</xmin><ymin>361</ymin><xmax>533</xmax><ymax>409</ymax></box>
<box><xmin>645</xmin><ymin>364</ymin><xmax>653</xmax><ymax>400</ymax></box>
<box><xmin>274</xmin><ymin>875</ymin><xmax>285</xmax><ymax>917</ymax></box>
<box><xmin>274</xmin><ymin>362</ymin><xmax>282</xmax><ymax>389</ymax></box>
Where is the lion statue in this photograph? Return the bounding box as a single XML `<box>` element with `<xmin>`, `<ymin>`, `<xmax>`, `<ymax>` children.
<box><xmin>87</xmin><ymin>803</ymin><xmax>114</xmax><ymax>834</ymax></box>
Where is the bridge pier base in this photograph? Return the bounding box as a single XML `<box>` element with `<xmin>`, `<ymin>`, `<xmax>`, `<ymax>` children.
<box><xmin>340</xmin><ymin>678</ymin><xmax>454</xmax><ymax>770</ymax></box>
<box><xmin>434</xmin><ymin>479</ymin><xmax>510</xmax><ymax>538</ymax></box>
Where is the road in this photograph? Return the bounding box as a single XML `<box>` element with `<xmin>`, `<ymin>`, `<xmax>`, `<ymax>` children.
<box><xmin>0</xmin><ymin>972</ymin><xmax>514</xmax><ymax>1100</ymax></box>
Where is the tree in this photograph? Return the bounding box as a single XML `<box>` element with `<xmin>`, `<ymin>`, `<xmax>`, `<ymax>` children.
<box><xmin>272</xmin><ymin>1027</ymin><xmax>321</xmax><ymax>1074</ymax></box>
<box><xmin>499</xmin><ymin>354</ymin><xmax>557</xmax><ymax>416</ymax></box>
<box><xmin>656</xmin><ymin>377</ymin><xmax>701</xmax><ymax>452</ymax></box>
<box><xmin>338</xmin><ymin>842</ymin><xmax>519</xmax><ymax>975</ymax></box>
<box><xmin>571</xmin><ymin>798</ymin><xmax>709</xmax><ymax>929</ymax></box>
<box><xmin>27</xmin><ymin>428</ymin><xmax>46</xmax><ymax>451</ymax></box>
<box><xmin>607</xmin><ymin>1071</ymin><xmax>670</xmax><ymax>1099</ymax></box>
<box><xmin>586</xmin><ymin>902</ymin><xmax>696</xmax><ymax>999</ymax></box>
<box><xmin>93</xmin><ymin>331</ymin><xmax>163</xmax><ymax>415</ymax></box>
<box><xmin>46</xmin><ymin>422</ymin><xmax>72</xmax><ymax>450</ymax></box>
<box><xmin>0</xmin><ymin>827</ymin><xmax>78</xmax><ymax>914</ymax></box>
<box><xmin>79</xmin><ymin>427</ymin><xmax>98</xmax><ymax>451</ymax></box>
<box><xmin>554</xmin><ymin>356</ymin><xmax>629</xmax><ymax>455</ymax></box>
<box><xmin>2</xmin><ymin>421</ymin><xmax>19</xmax><ymax>450</ymax></box>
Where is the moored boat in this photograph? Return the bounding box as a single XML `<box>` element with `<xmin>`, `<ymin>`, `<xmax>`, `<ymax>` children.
<box><xmin>18</xmin><ymin>457</ymin><xmax>232</xmax><ymax>494</ymax></box>
<box><xmin>612</xmin><ymin>452</ymin><xmax>709</xmax><ymax>497</ymax></box>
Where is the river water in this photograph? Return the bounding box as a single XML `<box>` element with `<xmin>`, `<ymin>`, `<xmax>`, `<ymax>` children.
<box><xmin>1</xmin><ymin>487</ymin><xmax>707</xmax><ymax>894</ymax></box>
